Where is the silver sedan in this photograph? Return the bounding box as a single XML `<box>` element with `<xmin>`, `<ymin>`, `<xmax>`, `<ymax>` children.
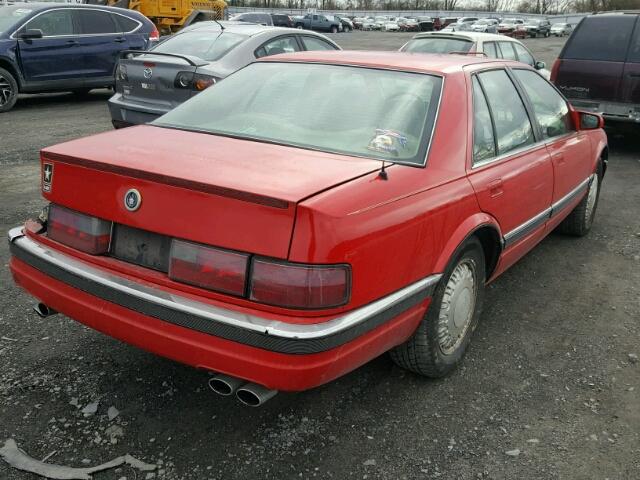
<box><xmin>108</xmin><ymin>22</ymin><xmax>340</xmax><ymax>128</ymax></box>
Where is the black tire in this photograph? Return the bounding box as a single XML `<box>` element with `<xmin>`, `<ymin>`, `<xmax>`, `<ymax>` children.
<box><xmin>390</xmin><ymin>237</ymin><xmax>486</xmax><ymax>378</ymax></box>
<box><xmin>557</xmin><ymin>162</ymin><xmax>603</xmax><ymax>236</ymax></box>
<box><xmin>331</xmin><ymin>25</ymin><xmax>338</xmax><ymax>33</ymax></box>
<box><xmin>295</xmin><ymin>24</ymin><xmax>303</xmax><ymax>29</ymax></box>
<box><xmin>0</xmin><ymin>66</ymin><xmax>19</xmax><ymax>113</ymax></box>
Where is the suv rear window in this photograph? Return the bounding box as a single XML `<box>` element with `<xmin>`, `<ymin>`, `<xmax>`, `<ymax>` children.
<box><xmin>562</xmin><ymin>16</ymin><xmax>637</xmax><ymax>62</ymax></box>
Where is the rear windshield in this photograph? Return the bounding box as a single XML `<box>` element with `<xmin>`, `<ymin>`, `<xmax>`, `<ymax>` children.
<box><xmin>154</xmin><ymin>63</ymin><xmax>443</xmax><ymax>166</ymax></box>
<box><xmin>0</xmin><ymin>6</ymin><xmax>32</xmax><ymax>33</ymax></box>
<box><xmin>402</xmin><ymin>37</ymin><xmax>473</xmax><ymax>54</ymax></box>
<box><xmin>562</xmin><ymin>16</ymin><xmax>637</xmax><ymax>62</ymax></box>
<box><xmin>152</xmin><ymin>31</ymin><xmax>248</xmax><ymax>62</ymax></box>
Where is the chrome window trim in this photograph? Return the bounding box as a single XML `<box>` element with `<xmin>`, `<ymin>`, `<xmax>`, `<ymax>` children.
<box><xmin>10</xmin><ymin>7</ymin><xmax>142</xmax><ymax>40</ymax></box>
<box><xmin>472</xmin><ymin>138</ymin><xmax>547</xmax><ymax>169</ymax></box>
<box><xmin>502</xmin><ymin>174</ymin><xmax>592</xmax><ymax>248</ymax></box>
<box><xmin>7</xmin><ymin>226</ymin><xmax>441</xmax><ymax>341</ymax></box>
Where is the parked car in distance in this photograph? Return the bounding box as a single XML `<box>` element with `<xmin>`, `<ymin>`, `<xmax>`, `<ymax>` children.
<box><xmin>361</xmin><ymin>17</ymin><xmax>377</xmax><ymax>30</ymax></box>
<box><xmin>523</xmin><ymin>18</ymin><xmax>551</xmax><ymax>37</ymax></box>
<box><xmin>270</xmin><ymin>13</ymin><xmax>293</xmax><ymax>28</ymax></box>
<box><xmin>335</xmin><ymin>15</ymin><xmax>354</xmax><ymax>32</ymax></box>
<box><xmin>8</xmin><ymin>51</ymin><xmax>606</xmax><ymax>402</ymax></box>
<box><xmin>384</xmin><ymin>21</ymin><xmax>400</xmax><ymax>32</ymax></box>
<box><xmin>417</xmin><ymin>16</ymin><xmax>435</xmax><ymax>31</ymax></box>
<box><xmin>231</xmin><ymin>12</ymin><xmax>273</xmax><ymax>26</ymax></box>
<box><xmin>550</xmin><ymin>22</ymin><xmax>572</xmax><ymax>36</ymax></box>
<box><xmin>471</xmin><ymin>18</ymin><xmax>498</xmax><ymax>33</ymax></box>
<box><xmin>401</xmin><ymin>32</ymin><xmax>550</xmax><ymax>78</ymax></box>
<box><xmin>498</xmin><ymin>17</ymin><xmax>525</xmax><ymax>35</ymax></box>
<box><xmin>551</xmin><ymin>12</ymin><xmax>640</xmax><ymax>123</ymax></box>
<box><xmin>108</xmin><ymin>22</ymin><xmax>340</xmax><ymax>128</ymax></box>
<box><xmin>0</xmin><ymin>2</ymin><xmax>158</xmax><ymax>112</ymax></box>
<box><xmin>352</xmin><ymin>17</ymin><xmax>365</xmax><ymax>29</ymax></box>
<box><xmin>456</xmin><ymin>17</ymin><xmax>479</xmax><ymax>25</ymax></box>
<box><xmin>400</xmin><ymin>18</ymin><xmax>419</xmax><ymax>31</ymax></box>
<box><xmin>294</xmin><ymin>13</ymin><xmax>342</xmax><ymax>33</ymax></box>
<box><xmin>441</xmin><ymin>22</ymin><xmax>472</xmax><ymax>33</ymax></box>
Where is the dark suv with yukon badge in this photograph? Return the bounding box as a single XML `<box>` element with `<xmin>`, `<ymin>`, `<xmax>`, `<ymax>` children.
<box><xmin>551</xmin><ymin>12</ymin><xmax>640</xmax><ymax>124</ymax></box>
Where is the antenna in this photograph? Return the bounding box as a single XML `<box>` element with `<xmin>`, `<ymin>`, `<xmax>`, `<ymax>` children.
<box><xmin>378</xmin><ymin>160</ymin><xmax>388</xmax><ymax>180</ymax></box>
<box><xmin>214</xmin><ymin>18</ymin><xmax>225</xmax><ymax>31</ymax></box>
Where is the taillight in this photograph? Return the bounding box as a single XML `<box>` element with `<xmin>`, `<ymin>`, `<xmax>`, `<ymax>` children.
<box><xmin>174</xmin><ymin>72</ymin><xmax>217</xmax><ymax>91</ymax></box>
<box><xmin>169</xmin><ymin>239</ymin><xmax>248</xmax><ymax>296</ymax></box>
<box><xmin>149</xmin><ymin>25</ymin><xmax>160</xmax><ymax>42</ymax></box>
<box><xmin>249</xmin><ymin>259</ymin><xmax>350</xmax><ymax>309</ymax></box>
<box><xmin>116</xmin><ymin>63</ymin><xmax>128</xmax><ymax>82</ymax></box>
<box><xmin>47</xmin><ymin>204</ymin><xmax>111</xmax><ymax>255</ymax></box>
<box><xmin>550</xmin><ymin>59</ymin><xmax>560</xmax><ymax>82</ymax></box>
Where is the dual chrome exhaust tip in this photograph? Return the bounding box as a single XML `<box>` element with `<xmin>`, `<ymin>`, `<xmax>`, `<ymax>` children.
<box><xmin>208</xmin><ymin>374</ymin><xmax>278</xmax><ymax>407</ymax></box>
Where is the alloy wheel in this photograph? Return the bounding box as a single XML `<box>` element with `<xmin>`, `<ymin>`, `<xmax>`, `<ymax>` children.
<box><xmin>0</xmin><ymin>73</ymin><xmax>13</xmax><ymax>107</ymax></box>
<box><xmin>585</xmin><ymin>174</ymin><xmax>599</xmax><ymax>224</ymax></box>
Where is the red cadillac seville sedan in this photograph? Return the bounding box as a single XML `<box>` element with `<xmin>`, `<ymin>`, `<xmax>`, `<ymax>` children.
<box><xmin>8</xmin><ymin>51</ymin><xmax>607</xmax><ymax>406</ymax></box>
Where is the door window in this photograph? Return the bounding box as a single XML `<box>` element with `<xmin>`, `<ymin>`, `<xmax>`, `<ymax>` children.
<box><xmin>628</xmin><ymin>21</ymin><xmax>640</xmax><ymax>62</ymax></box>
<box><xmin>513</xmin><ymin>43</ymin><xmax>535</xmax><ymax>66</ymax></box>
<box><xmin>25</xmin><ymin>10</ymin><xmax>75</xmax><ymax>36</ymax></box>
<box><xmin>513</xmin><ymin>69</ymin><xmax>572</xmax><ymax>139</ymax></box>
<box><xmin>563</xmin><ymin>16</ymin><xmax>636</xmax><ymax>62</ymax></box>
<box><xmin>483</xmin><ymin>41</ymin><xmax>498</xmax><ymax>59</ymax></box>
<box><xmin>472</xmin><ymin>77</ymin><xmax>496</xmax><ymax>164</ymax></box>
<box><xmin>77</xmin><ymin>9</ymin><xmax>118</xmax><ymax>34</ymax></box>
<box><xmin>301</xmin><ymin>36</ymin><xmax>337</xmax><ymax>51</ymax></box>
<box><xmin>255</xmin><ymin>36</ymin><xmax>300</xmax><ymax>58</ymax></box>
<box><xmin>477</xmin><ymin>69</ymin><xmax>534</xmax><ymax>155</ymax></box>
<box><xmin>498</xmin><ymin>42</ymin><xmax>517</xmax><ymax>60</ymax></box>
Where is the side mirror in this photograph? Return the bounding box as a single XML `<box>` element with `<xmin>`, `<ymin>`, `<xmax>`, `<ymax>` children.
<box><xmin>535</xmin><ymin>60</ymin><xmax>546</xmax><ymax>70</ymax></box>
<box><xmin>18</xmin><ymin>29</ymin><xmax>43</xmax><ymax>40</ymax></box>
<box><xmin>579</xmin><ymin>111</ymin><xmax>604</xmax><ymax>130</ymax></box>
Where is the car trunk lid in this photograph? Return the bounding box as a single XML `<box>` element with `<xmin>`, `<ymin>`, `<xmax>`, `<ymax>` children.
<box><xmin>40</xmin><ymin>125</ymin><xmax>382</xmax><ymax>259</ymax></box>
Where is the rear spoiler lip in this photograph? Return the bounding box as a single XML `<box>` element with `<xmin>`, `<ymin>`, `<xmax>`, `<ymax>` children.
<box><xmin>119</xmin><ymin>50</ymin><xmax>208</xmax><ymax>67</ymax></box>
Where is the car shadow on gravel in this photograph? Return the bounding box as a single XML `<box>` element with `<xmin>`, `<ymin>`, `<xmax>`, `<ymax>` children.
<box><xmin>14</xmin><ymin>89</ymin><xmax>113</xmax><ymax>111</ymax></box>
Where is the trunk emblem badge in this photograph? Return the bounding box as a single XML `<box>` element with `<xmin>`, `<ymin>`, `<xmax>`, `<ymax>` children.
<box><xmin>143</xmin><ymin>68</ymin><xmax>153</xmax><ymax>79</ymax></box>
<box><xmin>124</xmin><ymin>189</ymin><xmax>142</xmax><ymax>212</ymax></box>
<box><xmin>42</xmin><ymin>163</ymin><xmax>53</xmax><ymax>193</ymax></box>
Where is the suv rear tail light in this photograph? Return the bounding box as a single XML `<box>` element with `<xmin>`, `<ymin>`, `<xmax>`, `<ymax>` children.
<box><xmin>249</xmin><ymin>260</ymin><xmax>350</xmax><ymax>309</ymax></box>
<box><xmin>149</xmin><ymin>25</ymin><xmax>160</xmax><ymax>42</ymax></box>
<box><xmin>169</xmin><ymin>239</ymin><xmax>249</xmax><ymax>296</ymax></box>
<box><xmin>174</xmin><ymin>72</ymin><xmax>217</xmax><ymax>91</ymax></box>
<box><xmin>47</xmin><ymin>204</ymin><xmax>111</xmax><ymax>255</ymax></box>
<box><xmin>550</xmin><ymin>59</ymin><xmax>560</xmax><ymax>82</ymax></box>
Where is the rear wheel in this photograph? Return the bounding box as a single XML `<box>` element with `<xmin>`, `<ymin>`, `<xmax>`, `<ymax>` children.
<box><xmin>0</xmin><ymin>67</ymin><xmax>18</xmax><ymax>113</ymax></box>
<box><xmin>390</xmin><ymin>237</ymin><xmax>486</xmax><ymax>378</ymax></box>
<box><xmin>557</xmin><ymin>162</ymin><xmax>603</xmax><ymax>236</ymax></box>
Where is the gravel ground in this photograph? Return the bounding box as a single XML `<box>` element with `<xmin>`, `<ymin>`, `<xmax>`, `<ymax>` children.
<box><xmin>0</xmin><ymin>32</ymin><xmax>639</xmax><ymax>480</ymax></box>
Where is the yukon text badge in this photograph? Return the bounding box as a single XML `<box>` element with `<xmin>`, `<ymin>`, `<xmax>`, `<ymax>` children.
<box><xmin>124</xmin><ymin>189</ymin><xmax>142</xmax><ymax>212</ymax></box>
<box><xmin>42</xmin><ymin>163</ymin><xmax>53</xmax><ymax>192</ymax></box>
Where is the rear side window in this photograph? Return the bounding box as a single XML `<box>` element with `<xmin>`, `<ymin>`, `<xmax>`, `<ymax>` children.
<box><xmin>477</xmin><ymin>70</ymin><xmax>534</xmax><ymax>155</ymax></box>
<box><xmin>113</xmin><ymin>14</ymin><xmax>139</xmax><ymax>33</ymax></box>
<box><xmin>472</xmin><ymin>77</ymin><xmax>496</xmax><ymax>164</ymax></box>
<box><xmin>77</xmin><ymin>9</ymin><xmax>118</xmax><ymax>34</ymax></box>
<box><xmin>402</xmin><ymin>37</ymin><xmax>473</xmax><ymax>54</ymax></box>
<box><xmin>562</xmin><ymin>16</ymin><xmax>636</xmax><ymax>62</ymax></box>
<box><xmin>513</xmin><ymin>43</ymin><xmax>534</xmax><ymax>66</ymax></box>
<box><xmin>255</xmin><ymin>36</ymin><xmax>300</xmax><ymax>58</ymax></box>
<box><xmin>26</xmin><ymin>10</ymin><xmax>75</xmax><ymax>36</ymax></box>
<box><xmin>301</xmin><ymin>36</ymin><xmax>337</xmax><ymax>51</ymax></box>
<box><xmin>498</xmin><ymin>42</ymin><xmax>517</xmax><ymax>60</ymax></box>
<box><xmin>629</xmin><ymin>22</ymin><xmax>640</xmax><ymax>63</ymax></box>
<box><xmin>483</xmin><ymin>41</ymin><xmax>498</xmax><ymax>59</ymax></box>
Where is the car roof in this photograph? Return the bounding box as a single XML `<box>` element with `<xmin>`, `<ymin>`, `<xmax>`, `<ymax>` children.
<box><xmin>411</xmin><ymin>31</ymin><xmax>515</xmax><ymax>42</ymax></box>
<box><xmin>258</xmin><ymin>50</ymin><xmax>521</xmax><ymax>75</ymax></box>
<box><xmin>2</xmin><ymin>1</ymin><xmax>137</xmax><ymax>14</ymax></box>
<box><xmin>178</xmin><ymin>21</ymin><xmax>302</xmax><ymax>36</ymax></box>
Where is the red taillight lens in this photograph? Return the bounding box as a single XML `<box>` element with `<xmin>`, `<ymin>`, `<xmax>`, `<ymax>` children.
<box><xmin>550</xmin><ymin>59</ymin><xmax>560</xmax><ymax>82</ymax></box>
<box><xmin>250</xmin><ymin>259</ymin><xmax>350</xmax><ymax>309</ymax></box>
<box><xmin>47</xmin><ymin>204</ymin><xmax>111</xmax><ymax>255</ymax></box>
<box><xmin>149</xmin><ymin>25</ymin><xmax>160</xmax><ymax>41</ymax></box>
<box><xmin>169</xmin><ymin>239</ymin><xmax>248</xmax><ymax>296</ymax></box>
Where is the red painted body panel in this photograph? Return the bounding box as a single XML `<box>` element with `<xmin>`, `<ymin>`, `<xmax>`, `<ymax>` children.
<box><xmin>10</xmin><ymin>256</ymin><xmax>428</xmax><ymax>391</ymax></box>
<box><xmin>8</xmin><ymin>52</ymin><xmax>608</xmax><ymax>392</ymax></box>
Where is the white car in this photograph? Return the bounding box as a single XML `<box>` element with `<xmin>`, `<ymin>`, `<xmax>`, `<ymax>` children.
<box><xmin>471</xmin><ymin>19</ymin><xmax>499</xmax><ymax>33</ymax></box>
<box><xmin>384</xmin><ymin>21</ymin><xmax>400</xmax><ymax>32</ymax></box>
<box><xmin>361</xmin><ymin>17</ymin><xmax>377</xmax><ymax>30</ymax></box>
<box><xmin>550</xmin><ymin>22</ymin><xmax>572</xmax><ymax>36</ymax></box>
<box><xmin>400</xmin><ymin>31</ymin><xmax>550</xmax><ymax>79</ymax></box>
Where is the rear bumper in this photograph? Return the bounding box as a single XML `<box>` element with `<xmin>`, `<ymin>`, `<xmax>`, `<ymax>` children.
<box><xmin>570</xmin><ymin>99</ymin><xmax>640</xmax><ymax>123</ymax></box>
<box><xmin>8</xmin><ymin>227</ymin><xmax>438</xmax><ymax>391</ymax></box>
<box><xmin>107</xmin><ymin>93</ymin><xmax>170</xmax><ymax>126</ymax></box>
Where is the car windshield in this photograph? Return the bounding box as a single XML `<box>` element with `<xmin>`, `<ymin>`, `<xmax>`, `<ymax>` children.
<box><xmin>151</xmin><ymin>31</ymin><xmax>248</xmax><ymax>62</ymax></box>
<box><xmin>403</xmin><ymin>37</ymin><xmax>473</xmax><ymax>54</ymax></box>
<box><xmin>0</xmin><ymin>6</ymin><xmax>32</xmax><ymax>33</ymax></box>
<box><xmin>154</xmin><ymin>63</ymin><xmax>443</xmax><ymax>165</ymax></box>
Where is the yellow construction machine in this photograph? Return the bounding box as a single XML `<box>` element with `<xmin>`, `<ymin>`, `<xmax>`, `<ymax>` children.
<box><xmin>90</xmin><ymin>0</ymin><xmax>228</xmax><ymax>34</ymax></box>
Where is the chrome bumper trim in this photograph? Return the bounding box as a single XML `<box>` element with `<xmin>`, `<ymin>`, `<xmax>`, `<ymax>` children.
<box><xmin>8</xmin><ymin>227</ymin><xmax>440</xmax><ymax>354</ymax></box>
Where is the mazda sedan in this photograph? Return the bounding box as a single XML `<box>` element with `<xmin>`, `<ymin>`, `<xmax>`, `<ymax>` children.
<box><xmin>9</xmin><ymin>52</ymin><xmax>607</xmax><ymax>406</ymax></box>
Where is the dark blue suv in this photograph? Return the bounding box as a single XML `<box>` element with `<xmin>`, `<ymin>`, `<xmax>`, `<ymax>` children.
<box><xmin>0</xmin><ymin>3</ymin><xmax>158</xmax><ymax>112</ymax></box>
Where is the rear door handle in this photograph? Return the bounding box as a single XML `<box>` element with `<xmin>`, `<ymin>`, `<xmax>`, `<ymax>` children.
<box><xmin>114</xmin><ymin>37</ymin><xmax>126</xmax><ymax>43</ymax></box>
<box><xmin>66</xmin><ymin>39</ymin><xmax>78</xmax><ymax>45</ymax></box>
<box><xmin>488</xmin><ymin>179</ymin><xmax>503</xmax><ymax>198</ymax></box>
